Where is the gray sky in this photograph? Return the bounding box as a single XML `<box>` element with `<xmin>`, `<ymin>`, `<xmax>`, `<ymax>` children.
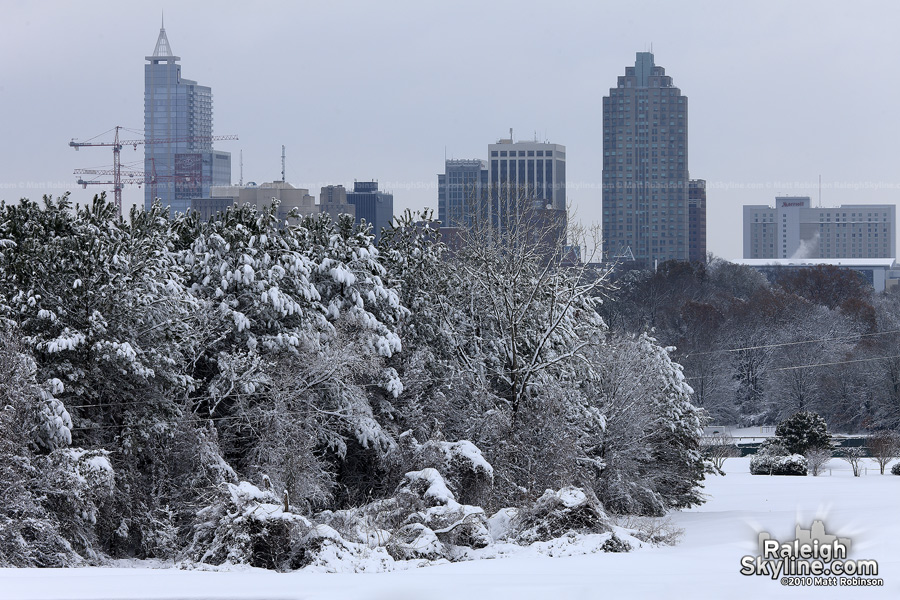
<box><xmin>2</xmin><ymin>0</ymin><xmax>899</xmax><ymax>260</ymax></box>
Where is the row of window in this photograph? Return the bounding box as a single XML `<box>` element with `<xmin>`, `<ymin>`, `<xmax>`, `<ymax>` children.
<box><xmin>490</xmin><ymin>150</ymin><xmax>555</xmax><ymax>158</ymax></box>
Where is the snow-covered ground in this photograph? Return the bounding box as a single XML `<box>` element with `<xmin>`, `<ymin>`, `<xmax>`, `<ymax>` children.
<box><xmin>3</xmin><ymin>457</ymin><xmax>898</xmax><ymax>600</ymax></box>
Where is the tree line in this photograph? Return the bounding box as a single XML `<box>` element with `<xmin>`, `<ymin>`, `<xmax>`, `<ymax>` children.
<box><xmin>0</xmin><ymin>194</ymin><xmax>704</xmax><ymax>567</ymax></box>
<box><xmin>600</xmin><ymin>259</ymin><xmax>900</xmax><ymax>430</ymax></box>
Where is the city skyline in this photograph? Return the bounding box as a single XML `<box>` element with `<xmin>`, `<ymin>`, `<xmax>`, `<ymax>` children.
<box><xmin>4</xmin><ymin>1</ymin><xmax>900</xmax><ymax>260</ymax></box>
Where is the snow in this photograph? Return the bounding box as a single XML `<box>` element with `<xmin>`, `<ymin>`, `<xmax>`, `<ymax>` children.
<box><xmin>3</xmin><ymin>458</ymin><xmax>899</xmax><ymax>599</ymax></box>
<box><xmin>404</xmin><ymin>468</ymin><xmax>457</xmax><ymax>506</ymax></box>
<box><xmin>554</xmin><ymin>487</ymin><xmax>587</xmax><ymax>509</ymax></box>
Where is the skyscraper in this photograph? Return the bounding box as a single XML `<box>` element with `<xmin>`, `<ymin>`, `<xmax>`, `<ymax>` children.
<box><xmin>345</xmin><ymin>181</ymin><xmax>394</xmax><ymax>243</ymax></box>
<box><xmin>688</xmin><ymin>179</ymin><xmax>707</xmax><ymax>263</ymax></box>
<box><xmin>602</xmin><ymin>52</ymin><xmax>696</xmax><ymax>268</ymax></box>
<box><xmin>144</xmin><ymin>20</ymin><xmax>230</xmax><ymax>214</ymax></box>
<box><xmin>438</xmin><ymin>159</ymin><xmax>487</xmax><ymax>228</ymax></box>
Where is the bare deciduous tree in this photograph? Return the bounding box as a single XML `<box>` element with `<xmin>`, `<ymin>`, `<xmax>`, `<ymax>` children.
<box><xmin>866</xmin><ymin>431</ymin><xmax>900</xmax><ymax>475</ymax></box>
<box><xmin>840</xmin><ymin>447</ymin><xmax>864</xmax><ymax>477</ymax></box>
<box><xmin>804</xmin><ymin>447</ymin><xmax>832</xmax><ymax>476</ymax></box>
<box><xmin>700</xmin><ymin>431</ymin><xmax>740</xmax><ymax>474</ymax></box>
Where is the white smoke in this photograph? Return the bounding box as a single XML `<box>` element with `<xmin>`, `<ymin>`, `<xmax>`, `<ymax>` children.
<box><xmin>790</xmin><ymin>232</ymin><xmax>820</xmax><ymax>259</ymax></box>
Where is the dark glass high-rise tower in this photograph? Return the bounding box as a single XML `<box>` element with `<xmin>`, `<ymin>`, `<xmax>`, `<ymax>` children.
<box><xmin>144</xmin><ymin>20</ymin><xmax>230</xmax><ymax>214</ymax></box>
<box><xmin>602</xmin><ymin>52</ymin><xmax>695</xmax><ymax>267</ymax></box>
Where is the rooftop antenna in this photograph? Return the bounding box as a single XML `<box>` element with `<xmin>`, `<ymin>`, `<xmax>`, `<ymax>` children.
<box><xmin>281</xmin><ymin>145</ymin><xmax>286</xmax><ymax>183</ymax></box>
<box><xmin>510</xmin><ymin>127</ymin><xmax>513</xmax><ymax>142</ymax></box>
<box><xmin>239</xmin><ymin>150</ymin><xmax>243</xmax><ymax>186</ymax></box>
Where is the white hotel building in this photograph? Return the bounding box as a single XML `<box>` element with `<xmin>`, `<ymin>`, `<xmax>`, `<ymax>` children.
<box><xmin>743</xmin><ymin>197</ymin><xmax>895</xmax><ymax>260</ymax></box>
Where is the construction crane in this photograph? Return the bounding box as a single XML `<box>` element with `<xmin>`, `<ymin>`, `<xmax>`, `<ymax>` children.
<box><xmin>70</xmin><ymin>125</ymin><xmax>238</xmax><ymax>218</ymax></box>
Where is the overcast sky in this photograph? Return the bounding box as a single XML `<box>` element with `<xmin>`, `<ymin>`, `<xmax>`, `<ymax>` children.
<box><xmin>2</xmin><ymin>0</ymin><xmax>899</xmax><ymax>259</ymax></box>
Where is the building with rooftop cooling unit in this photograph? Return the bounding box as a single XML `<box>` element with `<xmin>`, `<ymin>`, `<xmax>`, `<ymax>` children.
<box><xmin>202</xmin><ymin>181</ymin><xmax>317</xmax><ymax>223</ymax></box>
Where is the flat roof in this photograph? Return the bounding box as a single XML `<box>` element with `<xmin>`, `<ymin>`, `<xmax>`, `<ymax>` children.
<box><xmin>733</xmin><ymin>258</ymin><xmax>896</xmax><ymax>268</ymax></box>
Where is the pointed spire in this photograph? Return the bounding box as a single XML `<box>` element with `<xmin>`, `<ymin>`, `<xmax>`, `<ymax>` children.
<box><xmin>147</xmin><ymin>15</ymin><xmax>180</xmax><ymax>61</ymax></box>
<box><xmin>153</xmin><ymin>27</ymin><xmax>173</xmax><ymax>57</ymax></box>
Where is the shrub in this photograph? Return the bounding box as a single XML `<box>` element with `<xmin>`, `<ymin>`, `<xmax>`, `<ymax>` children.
<box><xmin>891</xmin><ymin>462</ymin><xmax>900</xmax><ymax>476</ymax></box>
<box><xmin>750</xmin><ymin>453</ymin><xmax>808</xmax><ymax>476</ymax></box>
<box><xmin>600</xmin><ymin>532</ymin><xmax>632</xmax><ymax>553</ymax></box>
<box><xmin>513</xmin><ymin>487</ymin><xmax>610</xmax><ymax>544</ymax></box>
<box><xmin>775</xmin><ymin>412</ymin><xmax>832</xmax><ymax>456</ymax></box>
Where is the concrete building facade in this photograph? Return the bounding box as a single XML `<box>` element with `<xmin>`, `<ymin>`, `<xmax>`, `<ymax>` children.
<box><xmin>602</xmin><ymin>52</ymin><xmax>695</xmax><ymax>268</ymax></box>
<box><xmin>205</xmin><ymin>181</ymin><xmax>317</xmax><ymax>222</ymax></box>
<box><xmin>743</xmin><ymin>197</ymin><xmax>896</xmax><ymax>259</ymax></box>
<box><xmin>319</xmin><ymin>185</ymin><xmax>357</xmax><ymax>221</ymax></box>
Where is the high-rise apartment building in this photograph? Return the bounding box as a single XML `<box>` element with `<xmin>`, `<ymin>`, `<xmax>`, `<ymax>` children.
<box><xmin>743</xmin><ymin>197</ymin><xmax>896</xmax><ymax>259</ymax></box>
<box><xmin>437</xmin><ymin>159</ymin><xmax>488</xmax><ymax>228</ymax></box>
<box><xmin>144</xmin><ymin>21</ymin><xmax>230</xmax><ymax>214</ymax></box>
<box><xmin>602</xmin><ymin>52</ymin><xmax>696</xmax><ymax>268</ymax></box>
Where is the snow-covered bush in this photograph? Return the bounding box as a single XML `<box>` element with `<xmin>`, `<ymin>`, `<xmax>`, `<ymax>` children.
<box><xmin>750</xmin><ymin>453</ymin><xmax>808</xmax><ymax>476</ymax></box>
<box><xmin>600</xmin><ymin>532</ymin><xmax>632</xmax><ymax>553</ymax></box>
<box><xmin>395</xmin><ymin>469</ymin><xmax>491</xmax><ymax>551</ymax></box>
<box><xmin>300</xmin><ymin>524</ymin><xmax>395</xmax><ymax>573</ymax></box>
<box><xmin>513</xmin><ymin>486</ymin><xmax>611</xmax><ymax>544</ymax></box>
<box><xmin>385</xmin><ymin>523</ymin><xmax>445</xmax><ymax>561</ymax></box>
<box><xmin>38</xmin><ymin>448</ymin><xmax>115</xmax><ymax>559</ymax></box>
<box><xmin>891</xmin><ymin>462</ymin><xmax>900</xmax><ymax>476</ymax></box>
<box><xmin>391</xmin><ymin>433</ymin><xmax>494</xmax><ymax>507</ymax></box>
<box><xmin>188</xmin><ymin>481</ymin><xmax>312</xmax><ymax>571</ymax></box>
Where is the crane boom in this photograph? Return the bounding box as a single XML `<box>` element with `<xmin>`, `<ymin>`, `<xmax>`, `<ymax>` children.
<box><xmin>70</xmin><ymin>126</ymin><xmax>238</xmax><ymax>218</ymax></box>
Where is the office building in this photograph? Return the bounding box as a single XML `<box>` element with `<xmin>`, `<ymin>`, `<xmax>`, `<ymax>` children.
<box><xmin>145</xmin><ymin>20</ymin><xmax>231</xmax><ymax>214</ymax></box>
<box><xmin>488</xmin><ymin>137</ymin><xmax>566</xmax><ymax>227</ymax></box>
<box><xmin>688</xmin><ymin>179</ymin><xmax>707</xmax><ymax>263</ymax></box>
<box><xmin>602</xmin><ymin>52</ymin><xmax>696</xmax><ymax>268</ymax></box>
<box><xmin>204</xmin><ymin>181</ymin><xmax>317</xmax><ymax>222</ymax></box>
<box><xmin>743</xmin><ymin>197</ymin><xmax>896</xmax><ymax>259</ymax></box>
<box><xmin>319</xmin><ymin>185</ymin><xmax>357</xmax><ymax>221</ymax></box>
<box><xmin>346</xmin><ymin>181</ymin><xmax>394</xmax><ymax>242</ymax></box>
<box><xmin>438</xmin><ymin>159</ymin><xmax>488</xmax><ymax>228</ymax></box>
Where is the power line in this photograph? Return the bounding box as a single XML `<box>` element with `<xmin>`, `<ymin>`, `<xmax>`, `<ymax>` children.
<box><xmin>685</xmin><ymin>328</ymin><xmax>900</xmax><ymax>357</ymax></box>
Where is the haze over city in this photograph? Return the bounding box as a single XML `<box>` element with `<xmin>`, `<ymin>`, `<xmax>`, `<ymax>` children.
<box><xmin>2</xmin><ymin>0</ymin><xmax>900</xmax><ymax>259</ymax></box>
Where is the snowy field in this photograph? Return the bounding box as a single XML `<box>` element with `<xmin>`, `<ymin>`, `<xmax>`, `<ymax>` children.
<box><xmin>3</xmin><ymin>457</ymin><xmax>898</xmax><ymax>600</ymax></box>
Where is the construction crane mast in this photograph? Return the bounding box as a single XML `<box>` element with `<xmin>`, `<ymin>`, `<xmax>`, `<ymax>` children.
<box><xmin>70</xmin><ymin>126</ymin><xmax>238</xmax><ymax>218</ymax></box>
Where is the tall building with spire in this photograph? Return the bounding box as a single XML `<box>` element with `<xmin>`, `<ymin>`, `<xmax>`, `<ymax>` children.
<box><xmin>144</xmin><ymin>18</ymin><xmax>230</xmax><ymax>214</ymax></box>
<box><xmin>602</xmin><ymin>52</ymin><xmax>701</xmax><ymax>268</ymax></box>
